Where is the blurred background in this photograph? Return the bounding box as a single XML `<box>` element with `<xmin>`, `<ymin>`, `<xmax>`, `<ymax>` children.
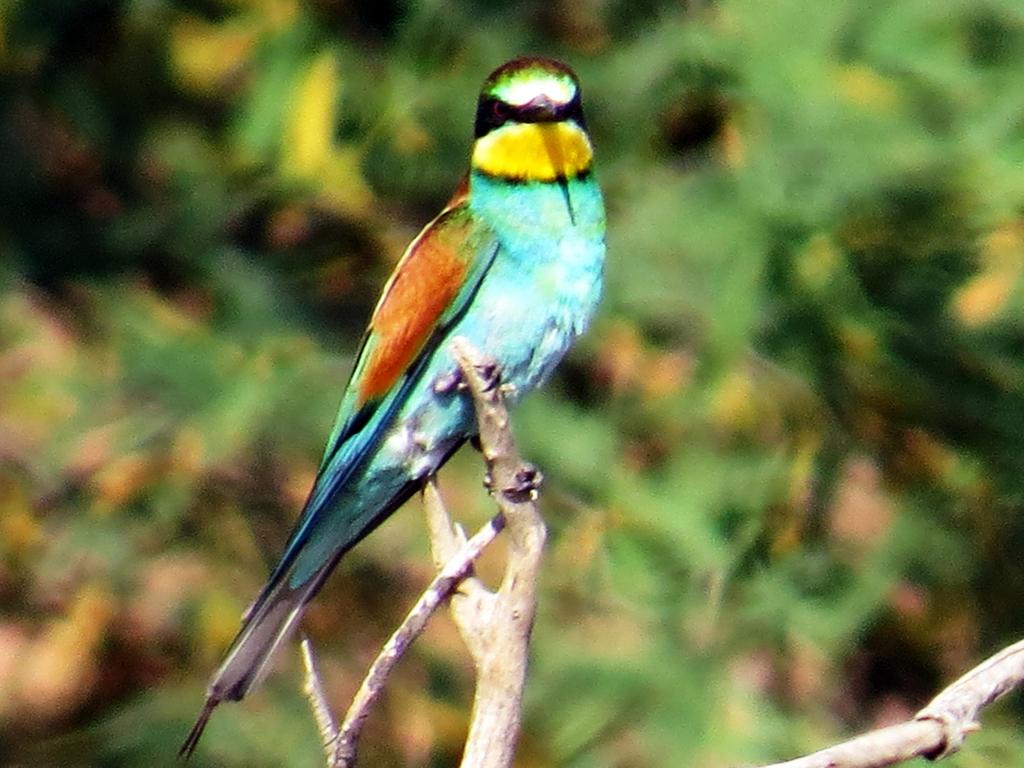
<box><xmin>2</xmin><ymin>0</ymin><xmax>1024</xmax><ymax>765</ymax></box>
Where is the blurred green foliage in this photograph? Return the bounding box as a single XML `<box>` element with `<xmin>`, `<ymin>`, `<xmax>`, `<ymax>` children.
<box><xmin>2</xmin><ymin>0</ymin><xmax>1024</xmax><ymax>765</ymax></box>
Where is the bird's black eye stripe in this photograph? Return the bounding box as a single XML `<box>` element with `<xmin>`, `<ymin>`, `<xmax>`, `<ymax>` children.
<box><xmin>564</xmin><ymin>92</ymin><xmax>586</xmax><ymax>130</ymax></box>
<box><xmin>475</xmin><ymin>97</ymin><xmax>508</xmax><ymax>137</ymax></box>
<box><xmin>544</xmin><ymin>94</ymin><xmax>584</xmax><ymax>126</ymax></box>
<box><xmin>474</xmin><ymin>91</ymin><xmax>586</xmax><ymax>138</ymax></box>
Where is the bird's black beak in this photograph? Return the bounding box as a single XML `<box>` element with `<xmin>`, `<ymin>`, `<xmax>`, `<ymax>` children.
<box><xmin>517</xmin><ymin>95</ymin><xmax>561</xmax><ymax>123</ymax></box>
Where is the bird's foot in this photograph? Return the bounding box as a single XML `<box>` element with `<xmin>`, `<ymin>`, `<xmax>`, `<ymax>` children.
<box><xmin>503</xmin><ymin>463</ymin><xmax>543</xmax><ymax>502</ymax></box>
<box><xmin>473</xmin><ymin>361</ymin><xmax>502</xmax><ymax>393</ymax></box>
<box><xmin>435</xmin><ymin>361</ymin><xmax>505</xmax><ymax>395</ymax></box>
<box><xmin>433</xmin><ymin>369</ymin><xmax>466</xmax><ymax>394</ymax></box>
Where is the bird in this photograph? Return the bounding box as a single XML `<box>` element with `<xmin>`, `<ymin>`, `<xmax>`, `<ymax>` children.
<box><xmin>180</xmin><ymin>55</ymin><xmax>605</xmax><ymax>756</ymax></box>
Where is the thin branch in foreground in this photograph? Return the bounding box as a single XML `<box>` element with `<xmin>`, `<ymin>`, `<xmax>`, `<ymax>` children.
<box><xmin>330</xmin><ymin>514</ymin><xmax>505</xmax><ymax>767</ymax></box>
<box><xmin>301</xmin><ymin>637</ymin><xmax>338</xmax><ymax>754</ymax></box>
<box><xmin>755</xmin><ymin>637</ymin><xmax>1024</xmax><ymax>768</ymax></box>
<box><xmin>301</xmin><ymin>512</ymin><xmax>505</xmax><ymax>768</ymax></box>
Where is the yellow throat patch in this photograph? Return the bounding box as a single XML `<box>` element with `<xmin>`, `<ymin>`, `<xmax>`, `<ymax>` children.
<box><xmin>472</xmin><ymin>122</ymin><xmax>593</xmax><ymax>182</ymax></box>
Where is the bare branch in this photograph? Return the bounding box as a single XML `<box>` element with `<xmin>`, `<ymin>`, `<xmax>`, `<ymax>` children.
<box><xmin>447</xmin><ymin>337</ymin><xmax>547</xmax><ymax>768</ymax></box>
<box><xmin>755</xmin><ymin>637</ymin><xmax>1024</xmax><ymax>768</ymax></box>
<box><xmin>423</xmin><ymin>477</ymin><xmax>494</xmax><ymax>607</ymax></box>
<box><xmin>327</xmin><ymin>512</ymin><xmax>504</xmax><ymax>767</ymax></box>
<box><xmin>301</xmin><ymin>636</ymin><xmax>339</xmax><ymax>764</ymax></box>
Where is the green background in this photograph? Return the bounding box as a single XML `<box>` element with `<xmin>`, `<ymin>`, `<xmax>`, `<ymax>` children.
<box><xmin>2</xmin><ymin>0</ymin><xmax>1024</xmax><ymax>765</ymax></box>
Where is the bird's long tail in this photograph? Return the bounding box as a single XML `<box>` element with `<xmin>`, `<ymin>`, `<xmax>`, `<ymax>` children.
<box><xmin>180</xmin><ymin>433</ymin><xmax>466</xmax><ymax>758</ymax></box>
<box><xmin>179</xmin><ymin>468</ymin><xmax>434</xmax><ymax>759</ymax></box>
<box><xmin>178</xmin><ymin>549</ymin><xmax>342</xmax><ymax>759</ymax></box>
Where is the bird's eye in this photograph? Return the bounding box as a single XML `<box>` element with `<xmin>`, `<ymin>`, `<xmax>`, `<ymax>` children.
<box><xmin>490</xmin><ymin>100</ymin><xmax>509</xmax><ymax>122</ymax></box>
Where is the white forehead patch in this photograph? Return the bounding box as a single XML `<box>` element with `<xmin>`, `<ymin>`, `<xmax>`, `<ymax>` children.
<box><xmin>493</xmin><ymin>72</ymin><xmax>576</xmax><ymax>107</ymax></box>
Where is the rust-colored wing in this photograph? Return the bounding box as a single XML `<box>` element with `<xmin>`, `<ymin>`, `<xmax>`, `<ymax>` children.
<box><xmin>266</xmin><ymin>181</ymin><xmax>499</xmax><ymax>583</ymax></box>
<box><xmin>334</xmin><ymin>175</ymin><xmax>484</xmax><ymax>431</ymax></box>
<box><xmin>356</xmin><ymin>191</ymin><xmax>476</xmax><ymax>404</ymax></box>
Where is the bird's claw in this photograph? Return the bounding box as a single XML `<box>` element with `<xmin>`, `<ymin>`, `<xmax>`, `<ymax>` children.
<box><xmin>474</xmin><ymin>361</ymin><xmax>502</xmax><ymax>392</ymax></box>
<box><xmin>502</xmin><ymin>463</ymin><xmax>543</xmax><ymax>502</ymax></box>
<box><xmin>434</xmin><ymin>369</ymin><xmax>466</xmax><ymax>394</ymax></box>
<box><xmin>437</xmin><ymin>361</ymin><xmax>504</xmax><ymax>395</ymax></box>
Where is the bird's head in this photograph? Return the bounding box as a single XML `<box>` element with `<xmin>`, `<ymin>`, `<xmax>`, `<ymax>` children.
<box><xmin>471</xmin><ymin>57</ymin><xmax>593</xmax><ymax>183</ymax></box>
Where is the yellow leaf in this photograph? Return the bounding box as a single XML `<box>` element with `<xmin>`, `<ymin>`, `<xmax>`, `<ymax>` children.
<box><xmin>787</xmin><ymin>436</ymin><xmax>820</xmax><ymax>512</ymax></box>
<box><xmin>318</xmin><ymin>146</ymin><xmax>374</xmax><ymax>215</ymax></box>
<box><xmin>169</xmin><ymin>16</ymin><xmax>256</xmax><ymax>95</ymax></box>
<box><xmin>15</xmin><ymin>583</ymin><xmax>113</xmax><ymax>720</ymax></box>
<box><xmin>171</xmin><ymin>424</ymin><xmax>206</xmax><ymax>477</ymax></box>
<box><xmin>593</xmin><ymin>320</ymin><xmax>644</xmax><ymax>394</ymax></box>
<box><xmin>282</xmin><ymin>53</ymin><xmax>339</xmax><ymax>179</ymax></box>
<box><xmin>641</xmin><ymin>350</ymin><xmax>694</xmax><ymax>400</ymax></box>
<box><xmin>795</xmin><ymin>233</ymin><xmax>841</xmax><ymax>293</ymax></box>
<box><xmin>0</xmin><ymin>479</ymin><xmax>42</xmax><ymax>556</ymax></box>
<box><xmin>282</xmin><ymin>54</ymin><xmax>373</xmax><ymax>216</ymax></box>
<box><xmin>198</xmin><ymin>589</ymin><xmax>246</xmax><ymax>661</ymax></box>
<box><xmin>90</xmin><ymin>453</ymin><xmax>153</xmax><ymax>510</ymax></box>
<box><xmin>954</xmin><ymin>271</ymin><xmax>1018</xmax><ymax>327</ymax></box>
<box><xmin>835</xmin><ymin>64</ymin><xmax>900</xmax><ymax>112</ymax></box>
<box><xmin>952</xmin><ymin>221</ymin><xmax>1024</xmax><ymax>327</ymax></box>
<box><xmin>391</xmin><ymin>116</ymin><xmax>434</xmax><ymax>155</ymax></box>
<box><xmin>718</xmin><ymin>116</ymin><xmax>745</xmax><ymax>169</ymax></box>
<box><xmin>838</xmin><ymin>320</ymin><xmax>878</xmax><ymax>362</ymax></box>
<box><xmin>711</xmin><ymin>368</ymin><xmax>757</xmax><ymax>433</ymax></box>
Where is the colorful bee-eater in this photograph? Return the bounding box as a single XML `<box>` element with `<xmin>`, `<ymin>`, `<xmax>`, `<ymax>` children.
<box><xmin>181</xmin><ymin>56</ymin><xmax>605</xmax><ymax>755</ymax></box>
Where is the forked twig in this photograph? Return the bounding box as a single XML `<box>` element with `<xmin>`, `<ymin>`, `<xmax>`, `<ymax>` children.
<box><xmin>300</xmin><ymin>513</ymin><xmax>504</xmax><ymax>766</ymax></box>
<box><xmin>302</xmin><ymin>338</ymin><xmax>546</xmax><ymax>768</ymax></box>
